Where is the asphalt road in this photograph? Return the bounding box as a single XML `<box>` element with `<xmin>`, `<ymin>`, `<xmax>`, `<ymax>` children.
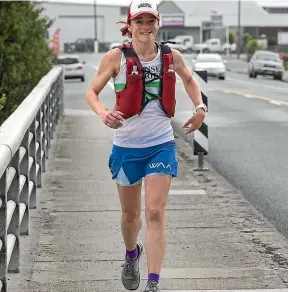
<box><xmin>183</xmin><ymin>55</ymin><xmax>288</xmax><ymax>237</ymax></box>
<box><xmin>62</xmin><ymin>52</ymin><xmax>288</xmax><ymax>238</ymax></box>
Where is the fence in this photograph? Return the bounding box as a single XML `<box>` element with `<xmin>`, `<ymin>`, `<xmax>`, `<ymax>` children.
<box><xmin>0</xmin><ymin>66</ymin><xmax>64</xmax><ymax>291</ymax></box>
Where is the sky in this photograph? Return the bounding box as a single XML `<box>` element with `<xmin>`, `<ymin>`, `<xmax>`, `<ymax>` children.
<box><xmin>43</xmin><ymin>0</ymin><xmax>288</xmax><ymax>7</ymax></box>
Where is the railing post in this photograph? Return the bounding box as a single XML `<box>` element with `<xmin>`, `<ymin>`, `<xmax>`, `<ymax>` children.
<box><xmin>20</xmin><ymin>131</ymin><xmax>30</xmax><ymax>236</ymax></box>
<box><xmin>35</xmin><ymin>111</ymin><xmax>42</xmax><ymax>188</ymax></box>
<box><xmin>7</xmin><ymin>153</ymin><xmax>20</xmax><ymax>273</ymax></box>
<box><xmin>42</xmin><ymin>101</ymin><xmax>49</xmax><ymax>164</ymax></box>
<box><xmin>0</xmin><ymin>170</ymin><xmax>7</xmax><ymax>292</ymax></box>
<box><xmin>29</xmin><ymin>121</ymin><xmax>37</xmax><ymax>209</ymax></box>
<box><xmin>45</xmin><ymin>90</ymin><xmax>51</xmax><ymax>157</ymax></box>
<box><xmin>58</xmin><ymin>72</ymin><xmax>64</xmax><ymax>120</ymax></box>
<box><xmin>50</xmin><ymin>84</ymin><xmax>55</xmax><ymax>139</ymax></box>
<box><xmin>193</xmin><ymin>70</ymin><xmax>209</xmax><ymax>171</ymax></box>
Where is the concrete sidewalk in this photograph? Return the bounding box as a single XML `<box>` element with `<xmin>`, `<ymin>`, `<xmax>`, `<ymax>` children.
<box><xmin>8</xmin><ymin>109</ymin><xmax>288</xmax><ymax>291</ymax></box>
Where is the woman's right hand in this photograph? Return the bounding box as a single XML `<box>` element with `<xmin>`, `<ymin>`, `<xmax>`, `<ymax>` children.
<box><xmin>101</xmin><ymin>110</ymin><xmax>125</xmax><ymax>129</ymax></box>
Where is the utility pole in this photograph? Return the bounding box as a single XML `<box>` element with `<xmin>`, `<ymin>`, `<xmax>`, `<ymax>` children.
<box><xmin>93</xmin><ymin>0</ymin><xmax>98</xmax><ymax>53</ymax></box>
<box><xmin>237</xmin><ymin>0</ymin><xmax>241</xmax><ymax>59</ymax></box>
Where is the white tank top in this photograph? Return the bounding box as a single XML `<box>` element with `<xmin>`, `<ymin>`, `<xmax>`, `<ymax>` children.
<box><xmin>113</xmin><ymin>45</ymin><xmax>174</xmax><ymax>148</ymax></box>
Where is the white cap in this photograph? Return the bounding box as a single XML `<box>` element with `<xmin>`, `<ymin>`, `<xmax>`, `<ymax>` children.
<box><xmin>129</xmin><ymin>0</ymin><xmax>160</xmax><ymax>20</ymax></box>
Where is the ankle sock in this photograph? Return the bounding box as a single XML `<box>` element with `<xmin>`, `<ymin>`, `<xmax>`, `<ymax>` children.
<box><xmin>148</xmin><ymin>273</ymin><xmax>160</xmax><ymax>283</ymax></box>
<box><xmin>126</xmin><ymin>246</ymin><xmax>138</xmax><ymax>260</ymax></box>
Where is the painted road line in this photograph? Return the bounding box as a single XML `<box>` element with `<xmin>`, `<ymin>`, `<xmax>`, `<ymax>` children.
<box><xmin>160</xmin><ymin>267</ymin><xmax>281</xmax><ymax>279</ymax></box>
<box><xmin>161</xmin><ymin>290</ymin><xmax>287</xmax><ymax>292</ymax></box>
<box><xmin>270</xmin><ymin>100</ymin><xmax>282</xmax><ymax>106</ymax></box>
<box><xmin>226</xmin><ymin>76</ymin><xmax>288</xmax><ymax>92</ymax></box>
<box><xmin>141</xmin><ymin>189</ymin><xmax>207</xmax><ymax>195</ymax></box>
<box><xmin>214</xmin><ymin>88</ymin><xmax>288</xmax><ymax>106</ymax></box>
<box><xmin>169</xmin><ymin>189</ymin><xmax>207</xmax><ymax>195</ymax></box>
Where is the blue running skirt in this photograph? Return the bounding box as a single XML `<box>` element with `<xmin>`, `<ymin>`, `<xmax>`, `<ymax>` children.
<box><xmin>108</xmin><ymin>140</ymin><xmax>178</xmax><ymax>186</ymax></box>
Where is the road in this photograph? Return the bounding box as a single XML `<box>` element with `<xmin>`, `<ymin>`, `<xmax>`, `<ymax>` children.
<box><xmin>63</xmin><ymin>52</ymin><xmax>288</xmax><ymax>238</ymax></box>
<box><xmin>209</xmin><ymin>74</ymin><xmax>287</xmax><ymax>236</ymax></box>
<box><xmin>183</xmin><ymin>55</ymin><xmax>288</xmax><ymax>237</ymax></box>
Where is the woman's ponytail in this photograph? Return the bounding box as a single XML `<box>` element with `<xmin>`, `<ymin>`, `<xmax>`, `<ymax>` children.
<box><xmin>117</xmin><ymin>20</ymin><xmax>132</xmax><ymax>38</ymax></box>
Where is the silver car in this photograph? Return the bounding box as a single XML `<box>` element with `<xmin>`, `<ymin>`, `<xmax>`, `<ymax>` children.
<box><xmin>248</xmin><ymin>50</ymin><xmax>284</xmax><ymax>80</ymax></box>
<box><xmin>56</xmin><ymin>55</ymin><xmax>85</xmax><ymax>82</ymax></box>
<box><xmin>192</xmin><ymin>53</ymin><xmax>226</xmax><ymax>80</ymax></box>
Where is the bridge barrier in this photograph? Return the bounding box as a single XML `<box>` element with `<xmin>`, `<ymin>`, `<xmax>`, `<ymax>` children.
<box><xmin>0</xmin><ymin>66</ymin><xmax>64</xmax><ymax>291</ymax></box>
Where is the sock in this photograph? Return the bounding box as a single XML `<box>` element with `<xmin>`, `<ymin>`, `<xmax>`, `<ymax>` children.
<box><xmin>126</xmin><ymin>246</ymin><xmax>138</xmax><ymax>260</ymax></box>
<box><xmin>148</xmin><ymin>273</ymin><xmax>160</xmax><ymax>283</ymax></box>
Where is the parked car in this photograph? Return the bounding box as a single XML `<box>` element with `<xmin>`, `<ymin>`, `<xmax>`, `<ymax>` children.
<box><xmin>56</xmin><ymin>55</ymin><xmax>85</xmax><ymax>82</ymax></box>
<box><xmin>248</xmin><ymin>50</ymin><xmax>284</xmax><ymax>80</ymax></box>
<box><xmin>166</xmin><ymin>35</ymin><xmax>194</xmax><ymax>53</ymax></box>
<box><xmin>192</xmin><ymin>53</ymin><xmax>226</xmax><ymax>80</ymax></box>
<box><xmin>109</xmin><ymin>38</ymin><xmax>131</xmax><ymax>50</ymax></box>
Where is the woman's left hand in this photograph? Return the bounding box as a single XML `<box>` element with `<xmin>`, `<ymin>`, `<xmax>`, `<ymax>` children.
<box><xmin>183</xmin><ymin>110</ymin><xmax>206</xmax><ymax>134</ymax></box>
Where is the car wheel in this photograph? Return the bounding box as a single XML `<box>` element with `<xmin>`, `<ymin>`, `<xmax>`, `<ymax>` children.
<box><xmin>81</xmin><ymin>77</ymin><xmax>85</xmax><ymax>82</ymax></box>
<box><xmin>274</xmin><ymin>75</ymin><xmax>283</xmax><ymax>81</ymax></box>
<box><xmin>219</xmin><ymin>76</ymin><xmax>225</xmax><ymax>80</ymax></box>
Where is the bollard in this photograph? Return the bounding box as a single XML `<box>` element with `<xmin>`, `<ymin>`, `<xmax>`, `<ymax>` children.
<box><xmin>193</xmin><ymin>70</ymin><xmax>209</xmax><ymax>171</ymax></box>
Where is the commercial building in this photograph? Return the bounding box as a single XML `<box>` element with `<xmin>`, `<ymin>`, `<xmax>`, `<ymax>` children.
<box><xmin>40</xmin><ymin>0</ymin><xmax>288</xmax><ymax>51</ymax></box>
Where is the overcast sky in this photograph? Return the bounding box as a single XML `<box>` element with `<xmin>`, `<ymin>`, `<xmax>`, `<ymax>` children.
<box><xmin>43</xmin><ymin>0</ymin><xmax>288</xmax><ymax>7</ymax></box>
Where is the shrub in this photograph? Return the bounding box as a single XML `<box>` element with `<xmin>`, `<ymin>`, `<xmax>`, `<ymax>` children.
<box><xmin>0</xmin><ymin>1</ymin><xmax>54</xmax><ymax>125</ymax></box>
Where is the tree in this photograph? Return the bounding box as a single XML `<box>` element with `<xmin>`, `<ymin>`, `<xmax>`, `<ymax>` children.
<box><xmin>0</xmin><ymin>1</ymin><xmax>54</xmax><ymax>125</ymax></box>
<box><xmin>229</xmin><ymin>31</ymin><xmax>236</xmax><ymax>44</ymax></box>
<box><xmin>246</xmin><ymin>38</ymin><xmax>264</xmax><ymax>54</ymax></box>
<box><xmin>243</xmin><ymin>32</ymin><xmax>253</xmax><ymax>47</ymax></box>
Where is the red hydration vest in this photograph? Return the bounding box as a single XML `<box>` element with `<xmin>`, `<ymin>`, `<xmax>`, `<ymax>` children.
<box><xmin>114</xmin><ymin>42</ymin><xmax>176</xmax><ymax>119</ymax></box>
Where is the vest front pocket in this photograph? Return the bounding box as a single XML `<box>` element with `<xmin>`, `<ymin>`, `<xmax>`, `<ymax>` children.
<box><xmin>115</xmin><ymin>74</ymin><xmax>143</xmax><ymax>118</ymax></box>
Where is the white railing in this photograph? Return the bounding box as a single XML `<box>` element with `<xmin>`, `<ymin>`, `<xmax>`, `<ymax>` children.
<box><xmin>0</xmin><ymin>66</ymin><xmax>64</xmax><ymax>291</ymax></box>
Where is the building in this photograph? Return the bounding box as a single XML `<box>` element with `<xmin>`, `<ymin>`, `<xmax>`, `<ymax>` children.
<box><xmin>40</xmin><ymin>0</ymin><xmax>288</xmax><ymax>52</ymax></box>
<box><xmin>157</xmin><ymin>1</ymin><xmax>288</xmax><ymax>44</ymax></box>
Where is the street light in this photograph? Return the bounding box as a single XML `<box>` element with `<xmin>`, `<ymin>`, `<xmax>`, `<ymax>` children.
<box><xmin>237</xmin><ymin>0</ymin><xmax>241</xmax><ymax>59</ymax></box>
<box><xmin>93</xmin><ymin>0</ymin><xmax>98</xmax><ymax>53</ymax></box>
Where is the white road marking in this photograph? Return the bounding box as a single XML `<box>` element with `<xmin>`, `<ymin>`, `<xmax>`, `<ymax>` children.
<box><xmin>270</xmin><ymin>100</ymin><xmax>282</xmax><ymax>106</ymax></box>
<box><xmin>226</xmin><ymin>76</ymin><xmax>287</xmax><ymax>92</ymax></box>
<box><xmin>141</xmin><ymin>189</ymin><xmax>207</xmax><ymax>195</ymax></box>
<box><xmin>162</xmin><ymin>290</ymin><xmax>287</xmax><ymax>292</ymax></box>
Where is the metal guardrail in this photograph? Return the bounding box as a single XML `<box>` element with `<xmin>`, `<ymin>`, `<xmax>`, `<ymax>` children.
<box><xmin>0</xmin><ymin>66</ymin><xmax>64</xmax><ymax>292</ymax></box>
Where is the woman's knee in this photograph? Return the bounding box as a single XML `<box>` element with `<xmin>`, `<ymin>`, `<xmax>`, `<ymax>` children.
<box><xmin>145</xmin><ymin>206</ymin><xmax>165</xmax><ymax>223</ymax></box>
<box><xmin>122</xmin><ymin>210</ymin><xmax>141</xmax><ymax>224</ymax></box>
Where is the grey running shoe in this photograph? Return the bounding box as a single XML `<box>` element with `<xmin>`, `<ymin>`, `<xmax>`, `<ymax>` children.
<box><xmin>121</xmin><ymin>243</ymin><xmax>143</xmax><ymax>290</ymax></box>
<box><xmin>144</xmin><ymin>280</ymin><xmax>160</xmax><ymax>292</ymax></box>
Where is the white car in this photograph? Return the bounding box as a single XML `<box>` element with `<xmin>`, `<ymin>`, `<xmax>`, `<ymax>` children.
<box><xmin>192</xmin><ymin>53</ymin><xmax>226</xmax><ymax>80</ymax></box>
<box><xmin>109</xmin><ymin>38</ymin><xmax>131</xmax><ymax>50</ymax></box>
<box><xmin>56</xmin><ymin>55</ymin><xmax>85</xmax><ymax>82</ymax></box>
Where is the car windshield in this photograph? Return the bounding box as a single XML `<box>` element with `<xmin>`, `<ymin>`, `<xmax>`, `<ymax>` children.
<box><xmin>256</xmin><ymin>53</ymin><xmax>280</xmax><ymax>62</ymax></box>
<box><xmin>197</xmin><ymin>55</ymin><xmax>222</xmax><ymax>63</ymax></box>
<box><xmin>56</xmin><ymin>57</ymin><xmax>79</xmax><ymax>65</ymax></box>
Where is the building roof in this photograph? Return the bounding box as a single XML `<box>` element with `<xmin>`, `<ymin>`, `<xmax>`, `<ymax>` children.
<box><xmin>158</xmin><ymin>0</ymin><xmax>288</xmax><ymax>27</ymax></box>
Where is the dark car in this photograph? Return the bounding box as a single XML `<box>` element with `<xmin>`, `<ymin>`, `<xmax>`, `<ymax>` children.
<box><xmin>248</xmin><ymin>50</ymin><xmax>284</xmax><ymax>80</ymax></box>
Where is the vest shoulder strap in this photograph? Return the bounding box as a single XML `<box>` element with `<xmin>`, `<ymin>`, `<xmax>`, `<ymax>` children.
<box><xmin>159</xmin><ymin>44</ymin><xmax>172</xmax><ymax>55</ymax></box>
<box><xmin>119</xmin><ymin>42</ymin><xmax>142</xmax><ymax>75</ymax></box>
<box><xmin>159</xmin><ymin>44</ymin><xmax>173</xmax><ymax>73</ymax></box>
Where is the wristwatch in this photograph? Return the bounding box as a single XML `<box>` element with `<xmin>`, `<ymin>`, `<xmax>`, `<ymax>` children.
<box><xmin>195</xmin><ymin>103</ymin><xmax>208</xmax><ymax>113</ymax></box>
